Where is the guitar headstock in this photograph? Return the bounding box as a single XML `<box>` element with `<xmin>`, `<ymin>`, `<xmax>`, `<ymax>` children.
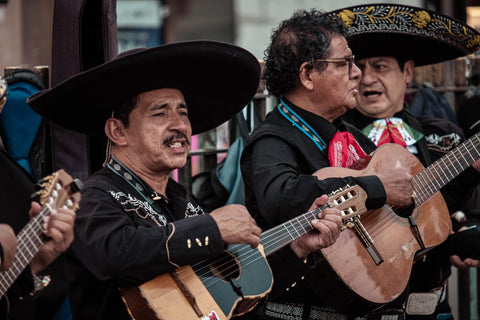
<box><xmin>35</xmin><ymin>169</ymin><xmax>83</xmax><ymax>212</ymax></box>
<box><xmin>327</xmin><ymin>184</ymin><xmax>368</xmax><ymax>220</ymax></box>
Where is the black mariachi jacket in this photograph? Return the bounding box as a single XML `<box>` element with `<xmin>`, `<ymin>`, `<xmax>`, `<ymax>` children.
<box><xmin>65</xmin><ymin>161</ymin><xmax>224</xmax><ymax>320</ymax></box>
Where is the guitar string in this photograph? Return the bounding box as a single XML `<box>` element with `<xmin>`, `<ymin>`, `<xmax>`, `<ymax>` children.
<box><xmin>176</xmin><ymin>194</ymin><xmax>361</xmax><ymax>289</ymax></box>
<box><xmin>414</xmin><ymin>135</ymin><xmax>479</xmax><ymax>204</ymax></box>
<box><xmin>0</xmin><ymin>206</ymin><xmax>50</xmax><ymax>296</ymax></box>
<box><xmin>174</xmin><ymin>207</ymin><xmax>324</xmax><ymax>289</ymax></box>
<box><xmin>0</xmin><ymin>178</ymin><xmax>74</xmax><ymax>297</ymax></box>
<box><xmin>181</xmin><ymin>209</ymin><xmax>319</xmax><ymax>288</ymax></box>
<box><xmin>183</xmin><ymin>215</ymin><xmax>314</xmax><ymax>291</ymax></box>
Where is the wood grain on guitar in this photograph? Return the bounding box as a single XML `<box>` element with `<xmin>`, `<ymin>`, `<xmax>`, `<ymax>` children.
<box><xmin>307</xmin><ymin>133</ymin><xmax>480</xmax><ymax>314</ymax></box>
<box><xmin>0</xmin><ymin>169</ymin><xmax>82</xmax><ymax>299</ymax></box>
<box><xmin>120</xmin><ymin>185</ymin><xmax>367</xmax><ymax>320</ymax></box>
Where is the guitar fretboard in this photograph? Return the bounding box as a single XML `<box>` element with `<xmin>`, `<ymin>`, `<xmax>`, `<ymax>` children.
<box><xmin>0</xmin><ymin>207</ymin><xmax>49</xmax><ymax>297</ymax></box>
<box><xmin>413</xmin><ymin>132</ymin><xmax>480</xmax><ymax>205</ymax></box>
<box><xmin>260</xmin><ymin>206</ymin><xmax>326</xmax><ymax>256</ymax></box>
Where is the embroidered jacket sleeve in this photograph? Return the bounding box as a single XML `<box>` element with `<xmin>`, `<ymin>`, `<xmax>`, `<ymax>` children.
<box><xmin>70</xmin><ymin>170</ymin><xmax>224</xmax><ymax>287</ymax></box>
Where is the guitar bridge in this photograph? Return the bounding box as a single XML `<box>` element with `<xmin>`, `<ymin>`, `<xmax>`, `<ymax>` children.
<box><xmin>170</xmin><ymin>270</ymin><xmax>203</xmax><ymax>317</ymax></box>
<box><xmin>343</xmin><ymin>216</ymin><xmax>384</xmax><ymax>266</ymax></box>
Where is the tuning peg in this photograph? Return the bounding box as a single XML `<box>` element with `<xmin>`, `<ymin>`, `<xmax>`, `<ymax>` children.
<box><xmin>70</xmin><ymin>179</ymin><xmax>83</xmax><ymax>193</ymax></box>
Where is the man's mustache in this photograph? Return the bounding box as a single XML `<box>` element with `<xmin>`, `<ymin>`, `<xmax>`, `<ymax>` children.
<box><xmin>163</xmin><ymin>132</ymin><xmax>191</xmax><ymax>146</ymax></box>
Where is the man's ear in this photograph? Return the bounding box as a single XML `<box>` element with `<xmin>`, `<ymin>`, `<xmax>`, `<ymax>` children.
<box><xmin>404</xmin><ymin>60</ymin><xmax>415</xmax><ymax>83</ymax></box>
<box><xmin>299</xmin><ymin>61</ymin><xmax>315</xmax><ymax>91</ymax></box>
<box><xmin>105</xmin><ymin>118</ymin><xmax>127</xmax><ymax>146</ymax></box>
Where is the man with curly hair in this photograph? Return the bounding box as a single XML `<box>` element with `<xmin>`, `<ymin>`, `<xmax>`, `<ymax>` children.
<box><xmin>240</xmin><ymin>9</ymin><xmax>414</xmax><ymax>320</ymax></box>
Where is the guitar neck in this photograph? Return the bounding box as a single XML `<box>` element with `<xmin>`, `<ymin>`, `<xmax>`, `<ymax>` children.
<box><xmin>413</xmin><ymin>132</ymin><xmax>480</xmax><ymax>205</ymax></box>
<box><xmin>260</xmin><ymin>206</ymin><xmax>325</xmax><ymax>256</ymax></box>
<box><xmin>0</xmin><ymin>206</ymin><xmax>49</xmax><ymax>298</ymax></box>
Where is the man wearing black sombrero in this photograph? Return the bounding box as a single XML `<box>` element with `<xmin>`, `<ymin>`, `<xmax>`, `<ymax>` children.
<box><xmin>333</xmin><ymin>3</ymin><xmax>480</xmax><ymax>319</ymax></box>
<box><xmin>27</xmin><ymin>40</ymin><xmax>344</xmax><ymax>320</ymax></box>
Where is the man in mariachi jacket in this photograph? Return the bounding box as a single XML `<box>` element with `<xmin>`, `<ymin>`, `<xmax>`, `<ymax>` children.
<box><xmin>27</xmin><ymin>41</ymin><xmax>343</xmax><ymax>320</ymax></box>
<box><xmin>334</xmin><ymin>3</ymin><xmax>480</xmax><ymax>319</ymax></box>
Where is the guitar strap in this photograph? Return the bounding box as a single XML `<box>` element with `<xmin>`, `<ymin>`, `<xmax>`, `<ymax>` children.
<box><xmin>277</xmin><ymin>100</ymin><xmax>328</xmax><ymax>153</ymax></box>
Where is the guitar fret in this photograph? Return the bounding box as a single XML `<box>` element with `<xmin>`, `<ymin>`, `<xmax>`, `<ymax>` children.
<box><xmin>0</xmin><ymin>170</ymin><xmax>80</xmax><ymax>299</ymax></box>
<box><xmin>10</xmin><ymin>264</ymin><xmax>22</xmax><ymax>279</ymax></box>
<box><xmin>465</xmin><ymin>146</ymin><xmax>475</xmax><ymax>163</ymax></box>
<box><xmin>413</xmin><ymin>132</ymin><xmax>480</xmax><ymax>206</ymax></box>
<box><xmin>427</xmin><ymin>167</ymin><xmax>438</xmax><ymax>196</ymax></box>
<box><xmin>413</xmin><ymin>171</ymin><xmax>431</xmax><ymax>203</ymax></box>
<box><xmin>0</xmin><ymin>281</ymin><xmax>8</xmax><ymax>295</ymax></box>
<box><xmin>297</xmin><ymin>216</ymin><xmax>309</xmax><ymax>235</ymax></box>
<box><xmin>465</xmin><ymin>140</ymin><xmax>480</xmax><ymax>164</ymax></box>
<box><xmin>285</xmin><ymin>220</ymin><xmax>296</xmax><ymax>240</ymax></box>
<box><xmin>430</xmin><ymin>164</ymin><xmax>450</xmax><ymax>190</ymax></box>
<box><xmin>411</xmin><ymin>177</ymin><xmax>422</xmax><ymax>202</ymax></box>
<box><xmin>261</xmin><ymin>207</ymin><xmax>324</xmax><ymax>256</ymax></box>
<box><xmin>302</xmin><ymin>214</ymin><xmax>314</xmax><ymax>233</ymax></box>
<box><xmin>457</xmin><ymin>148</ymin><xmax>469</xmax><ymax>170</ymax></box>
<box><xmin>3</xmin><ymin>270</ymin><xmax>16</xmax><ymax>283</ymax></box>
<box><xmin>446</xmin><ymin>154</ymin><xmax>459</xmax><ymax>178</ymax></box>
<box><xmin>290</xmin><ymin>217</ymin><xmax>305</xmax><ymax>237</ymax></box>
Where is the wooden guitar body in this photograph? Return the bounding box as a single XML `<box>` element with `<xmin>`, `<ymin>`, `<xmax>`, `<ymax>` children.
<box><xmin>121</xmin><ymin>244</ymin><xmax>272</xmax><ymax>320</ymax></box>
<box><xmin>307</xmin><ymin>143</ymin><xmax>452</xmax><ymax>314</ymax></box>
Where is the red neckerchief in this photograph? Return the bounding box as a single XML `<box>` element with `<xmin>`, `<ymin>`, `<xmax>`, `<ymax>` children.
<box><xmin>328</xmin><ymin>131</ymin><xmax>367</xmax><ymax>168</ymax></box>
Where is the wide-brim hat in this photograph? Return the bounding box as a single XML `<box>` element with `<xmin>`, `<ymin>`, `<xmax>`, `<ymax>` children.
<box><xmin>27</xmin><ymin>40</ymin><xmax>260</xmax><ymax>135</ymax></box>
<box><xmin>329</xmin><ymin>3</ymin><xmax>480</xmax><ymax>66</ymax></box>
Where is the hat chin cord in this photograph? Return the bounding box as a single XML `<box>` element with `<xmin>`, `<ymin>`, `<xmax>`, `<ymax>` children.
<box><xmin>103</xmin><ymin>138</ymin><xmax>113</xmax><ymax>167</ymax></box>
<box><xmin>103</xmin><ymin>110</ymin><xmax>115</xmax><ymax>167</ymax></box>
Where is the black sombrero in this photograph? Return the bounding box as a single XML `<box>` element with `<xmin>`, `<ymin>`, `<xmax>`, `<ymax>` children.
<box><xmin>27</xmin><ymin>41</ymin><xmax>260</xmax><ymax>135</ymax></box>
<box><xmin>329</xmin><ymin>3</ymin><xmax>480</xmax><ymax>66</ymax></box>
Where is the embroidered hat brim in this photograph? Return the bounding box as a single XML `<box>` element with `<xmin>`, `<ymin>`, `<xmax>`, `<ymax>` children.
<box><xmin>27</xmin><ymin>41</ymin><xmax>260</xmax><ymax>135</ymax></box>
<box><xmin>329</xmin><ymin>4</ymin><xmax>480</xmax><ymax>66</ymax></box>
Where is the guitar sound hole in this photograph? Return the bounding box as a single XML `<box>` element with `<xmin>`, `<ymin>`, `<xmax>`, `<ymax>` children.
<box><xmin>393</xmin><ymin>202</ymin><xmax>414</xmax><ymax>218</ymax></box>
<box><xmin>209</xmin><ymin>250</ymin><xmax>241</xmax><ymax>282</ymax></box>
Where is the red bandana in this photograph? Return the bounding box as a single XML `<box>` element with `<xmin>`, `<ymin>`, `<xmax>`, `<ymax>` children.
<box><xmin>328</xmin><ymin>131</ymin><xmax>367</xmax><ymax>168</ymax></box>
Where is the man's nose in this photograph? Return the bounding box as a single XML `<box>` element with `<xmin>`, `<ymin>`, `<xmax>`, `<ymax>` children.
<box><xmin>350</xmin><ymin>62</ymin><xmax>362</xmax><ymax>80</ymax></box>
<box><xmin>359</xmin><ymin>65</ymin><xmax>377</xmax><ymax>84</ymax></box>
<box><xmin>169</xmin><ymin>114</ymin><xmax>190</xmax><ymax>132</ymax></box>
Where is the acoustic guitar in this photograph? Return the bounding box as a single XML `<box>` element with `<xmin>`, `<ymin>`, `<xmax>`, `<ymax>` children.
<box><xmin>307</xmin><ymin>132</ymin><xmax>480</xmax><ymax>314</ymax></box>
<box><xmin>120</xmin><ymin>184</ymin><xmax>368</xmax><ymax>320</ymax></box>
<box><xmin>0</xmin><ymin>170</ymin><xmax>82</xmax><ymax>319</ymax></box>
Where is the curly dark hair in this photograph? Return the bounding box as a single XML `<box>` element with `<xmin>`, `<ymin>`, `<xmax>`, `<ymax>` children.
<box><xmin>263</xmin><ymin>9</ymin><xmax>347</xmax><ymax>97</ymax></box>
